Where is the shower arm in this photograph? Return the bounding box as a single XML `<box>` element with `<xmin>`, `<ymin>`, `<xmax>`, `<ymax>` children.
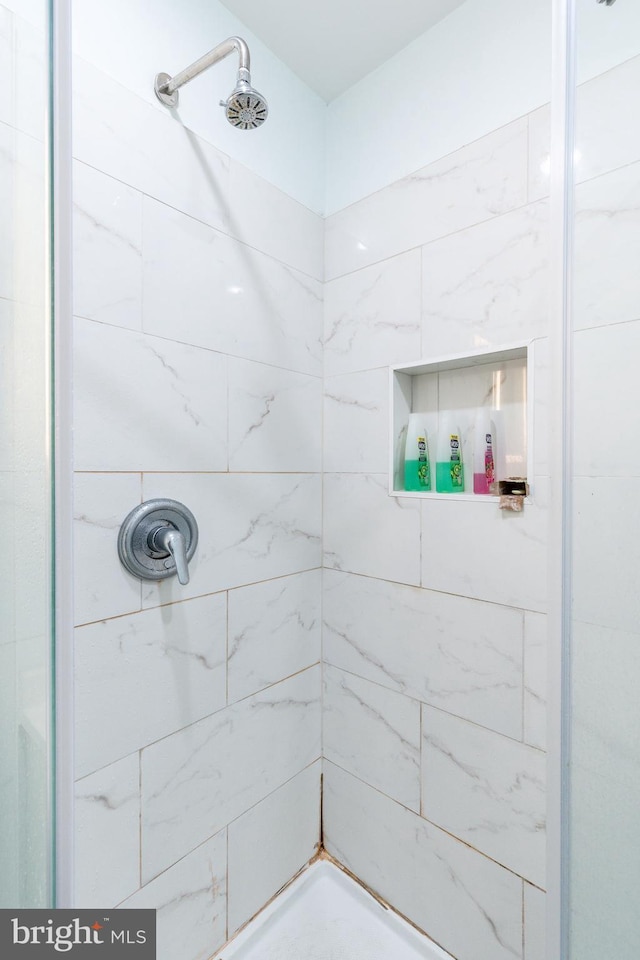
<box><xmin>155</xmin><ymin>36</ymin><xmax>251</xmax><ymax>105</ymax></box>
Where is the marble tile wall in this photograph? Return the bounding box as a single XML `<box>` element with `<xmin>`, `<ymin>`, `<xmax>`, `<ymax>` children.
<box><xmin>567</xmin><ymin>51</ymin><xmax>640</xmax><ymax>960</ymax></box>
<box><xmin>70</xmin><ymin>22</ymin><xmax>640</xmax><ymax>960</ymax></box>
<box><xmin>71</xmin><ymin>56</ymin><xmax>323</xmax><ymax>959</ymax></box>
<box><xmin>322</xmin><ymin>106</ymin><xmax>551</xmax><ymax>960</ymax></box>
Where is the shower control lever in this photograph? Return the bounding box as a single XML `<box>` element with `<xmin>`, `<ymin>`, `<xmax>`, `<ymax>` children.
<box><xmin>118</xmin><ymin>499</ymin><xmax>198</xmax><ymax>586</ymax></box>
<box><xmin>150</xmin><ymin>524</ymin><xmax>190</xmax><ymax>585</ymax></box>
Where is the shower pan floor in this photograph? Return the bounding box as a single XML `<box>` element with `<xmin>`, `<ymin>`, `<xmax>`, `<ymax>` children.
<box><xmin>212</xmin><ymin>859</ymin><xmax>453</xmax><ymax>960</ymax></box>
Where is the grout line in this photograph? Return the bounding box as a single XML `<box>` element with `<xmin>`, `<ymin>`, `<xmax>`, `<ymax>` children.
<box><xmin>78</xmin><ymin>665</ymin><xmax>322</xmax><ymax>782</ymax></box>
<box><xmin>214</xmin><ymin>852</ymin><xmax>322</xmax><ymax>957</ymax></box>
<box><xmin>125</xmin><ymin>760</ymin><xmax>322</xmax><ymax>900</ymax></box>
<box><xmin>73</xmin><ymin>147</ymin><xmax>324</xmax><ymax>283</ymax></box>
<box><xmin>73</xmin><ymin>565</ymin><xmax>323</xmax><ymax>628</ymax></box>
<box><xmin>325</xmin><ymin>759</ymin><xmax>544</xmax><ymax>887</ymax></box>
<box><xmin>318</xmin><ymin>850</ymin><xmax>458</xmax><ymax>958</ymax></box>
<box><xmin>325</xmin><ymin>194</ymin><xmax>545</xmax><ymax>284</ymax></box>
<box><xmin>322</xmin><ymin>659</ymin><xmax>544</xmax><ymax>750</ymax></box>
<box><xmin>73</xmin><ymin>314</ymin><xmax>323</xmax><ymax>381</ymax></box>
<box><xmin>323</xmin><ymin>565</ymin><xmax>545</xmax><ymax>614</ymax></box>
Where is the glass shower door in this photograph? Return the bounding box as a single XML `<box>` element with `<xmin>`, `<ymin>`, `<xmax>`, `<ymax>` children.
<box><xmin>569</xmin><ymin>0</ymin><xmax>640</xmax><ymax>956</ymax></box>
<box><xmin>0</xmin><ymin>0</ymin><xmax>54</xmax><ymax>907</ymax></box>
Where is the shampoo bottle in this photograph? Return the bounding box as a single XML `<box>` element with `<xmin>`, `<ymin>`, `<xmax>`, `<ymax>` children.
<box><xmin>404</xmin><ymin>413</ymin><xmax>431</xmax><ymax>491</ymax></box>
<box><xmin>436</xmin><ymin>416</ymin><xmax>464</xmax><ymax>493</ymax></box>
<box><xmin>473</xmin><ymin>410</ymin><xmax>497</xmax><ymax>495</ymax></box>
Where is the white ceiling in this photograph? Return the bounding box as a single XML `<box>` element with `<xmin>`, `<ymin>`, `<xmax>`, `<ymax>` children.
<box><xmin>218</xmin><ymin>0</ymin><xmax>467</xmax><ymax>102</ymax></box>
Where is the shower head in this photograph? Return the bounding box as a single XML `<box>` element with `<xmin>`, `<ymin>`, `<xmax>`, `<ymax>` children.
<box><xmin>155</xmin><ymin>37</ymin><xmax>268</xmax><ymax>130</ymax></box>
<box><xmin>221</xmin><ymin>69</ymin><xmax>268</xmax><ymax>130</ymax></box>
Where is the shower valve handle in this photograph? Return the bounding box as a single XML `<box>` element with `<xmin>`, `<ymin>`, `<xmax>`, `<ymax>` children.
<box><xmin>149</xmin><ymin>523</ymin><xmax>190</xmax><ymax>586</ymax></box>
<box><xmin>118</xmin><ymin>499</ymin><xmax>199</xmax><ymax>586</ymax></box>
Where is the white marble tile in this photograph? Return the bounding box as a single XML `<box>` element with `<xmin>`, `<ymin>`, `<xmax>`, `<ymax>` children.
<box><xmin>0</xmin><ymin>123</ymin><xmax>46</xmax><ymax>306</ymax></box>
<box><xmin>571</xmin><ymin>619</ymin><xmax>640</xmax><ymax>787</ymax></box>
<box><xmin>569</xmin><ymin>620</ymin><xmax>640</xmax><ymax>960</ymax></box>
<box><xmin>227</xmin><ymin>762</ymin><xmax>321</xmax><ymax>934</ymax></box>
<box><xmin>574</xmin><ymin>54</ymin><xmax>640</xmax><ymax>184</ymax></box>
<box><xmin>323</xmin><ymin>761</ymin><xmax>523</xmax><ymax>960</ymax></box>
<box><xmin>75</xmin><ymin>593</ymin><xmax>227</xmax><ymax>779</ymax></box>
<box><xmin>228</xmin><ymin>161</ymin><xmax>324</xmax><ymax>281</ymax></box>
<box><xmin>524</xmin><ymin>884</ymin><xmax>546</xmax><ymax>960</ymax></box>
<box><xmin>73</xmin><ymin>317</ymin><xmax>228</xmax><ymax>472</ymax></box>
<box><xmin>74</xmin><ymin>753</ymin><xmax>140</xmax><ymax>907</ymax></box>
<box><xmin>142</xmin><ymin>197</ymin><xmax>322</xmax><ymax>377</ymax></box>
<box><xmin>140</xmin><ymin>472</ymin><xmax>321</xmax><ymax>607</ymax></box>
<box><xmin>72</xmin><ymin>58</ymin><xmax>230</xmax><ymax>234</ymax></box>
<box><xmin>422</xmin><ymin>707</ymin><xmax>546</xmax><ymax>887</ymax></box>
<box><xmin>573</xmin><ymin>478</ymin><xmax>640</xmax><ymax>632</ymax></box>
<box><xmin>73</xmin><ymin>472</ymin><xmax>142</xmax><ymax>626</ymax></box>
<box><xmin>73</xmin><ymin>161</ymin><xmax>143</xmax><ymax>330</ymax></box>
<box><xmin>120</xmin><ymin>829</ymin><xmax>227</xmax><ymax>960</ymax></box>
<box><xmin>524</xmin><ymin>612</ymin><xmax>547</xmax><ymax>751</ymax></box>
<box><xmin>323</xmin><ymin>369</ymin><xmax>389</xmax><ymax>474</ymax></box>
<box><xmin>574</xmin><ymin>323</ymin><xmax>640</xmax><ymax>478</ymax></box>
<box><xmin>323</xmin><ymin>665</ymin><xmax>421</xmax><ymax>811</ymax></box>
<box><xmin>422</xmin><ymin>200</ymin><xmax>549</xmax><ymax>356</ymax></box>
<box><xmin>324</xmin><ymin>474</ymin><xmax>421</xmax><ymax>586</ymax></box>
<box><xmin>569</xmin><ymin>766</ymin><xmax>640</xmax><ymax>960</ymax></box>
<box><xmin>228</xmin><ymin>358</ymin><xmax>322</xmax><ymax>473</ymax></box>
<box><xmin>323</xmin><ymin>570</ymin><xmax>524</xmax><ymax>740</ymax></box>
<box><xmin>227</xmin><ymin>570</ymin><xmax>321</xmax><ymax>704</ymax></box>
<box><xmin>530</xmin><ymin>57</ymin><xmax>640</xmax><ymax>205</ymax></box>
<box><xmin>324</xmin><ymin>118</ymin><xmax>528</xmax><ymax>280</ymax></box>
<box><xmin>141</xmin><ymin>666</ymin><xmax>321</xmax><ymax>881</ymax></box>
<box><xmin>574</xmin><ymin>164</ymin><xmax>640</xmax><ymax>332</ymax></box>
<box><xmin>532</xmin><ymin>337</ymin><xmax>549</xmax><ymax>477</ymax></box>
<box><xmin>527</xmin><ymin>105</ymin><xmax>550</xmax><ymax>204</ymax></box>
<box><xmin>421</xmin><ymin>478</ymin><xmax>548</xmax><ymax>612</ymax></box>
<box><xmin>323</xmin><ymin>251</ymin><xmax>421</xmax><ymax>377</ymax></box>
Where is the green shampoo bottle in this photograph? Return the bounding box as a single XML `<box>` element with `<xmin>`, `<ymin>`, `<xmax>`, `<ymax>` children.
<box><xmin>436</xmin><ymin>417</ymin><xmax>464</xmax><ymax>493</ymax></box>
<box><xmin>404</xmin><ymin>413</ymin><xmax>431</xmax><ymax>491</ymax></box>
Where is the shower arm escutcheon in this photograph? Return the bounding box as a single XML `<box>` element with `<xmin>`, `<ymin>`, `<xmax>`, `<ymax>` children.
<box><xmin>155</xmin><ymin>36</ymin><xmax>251</xmax><ymax>106</ymax></box>
<box><xmin>118</xmin><ymin>499</ymin><xmax>199</xmax><ymax>586</ymax></box>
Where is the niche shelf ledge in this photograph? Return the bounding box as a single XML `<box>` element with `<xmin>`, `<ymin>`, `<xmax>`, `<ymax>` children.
<box><xmin>389</xmin><ymin>341</ymin><xmax>533</xmax><ymax>501</ymax></box>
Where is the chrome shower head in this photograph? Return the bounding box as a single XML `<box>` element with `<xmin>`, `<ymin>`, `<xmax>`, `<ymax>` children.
<box><xmin>221</xmin><ymin>69</ymin><xmax>268</xmax><ymax>130</ymax></box>
<box><xmin>155</xmin><ymin>37</ymin><xmax>268</xmax><ymax>130</ymax></box>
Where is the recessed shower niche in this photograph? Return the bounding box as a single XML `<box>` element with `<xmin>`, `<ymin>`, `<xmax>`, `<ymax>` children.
<box><xmin>390</xmin><ymin>342</ymin><xmax>533</xmax><ymax>500</ymax></box>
